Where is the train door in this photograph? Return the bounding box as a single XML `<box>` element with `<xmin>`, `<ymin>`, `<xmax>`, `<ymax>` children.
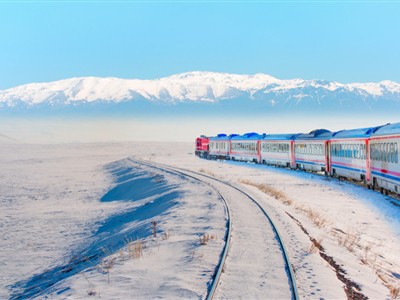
<box><xmin>325</xmin><ymin>141</ymin><xmax>331</xmax><ymax>173</ymax></box>
<box><xmin>365</xmin><ymin>139</ymin><xmax>371</xmax><ymax>183</ymax></box>
<box><xmin>290</xmin><ymin>141</ymin><xmax>296</xmax><ymax>168</ymax></box>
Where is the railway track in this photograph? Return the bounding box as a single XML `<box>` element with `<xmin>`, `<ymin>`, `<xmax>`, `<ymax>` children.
<box><xmin>129</xmin><ymin>157</ymin><xmax>299</xmax><ymax>300</ymax></box>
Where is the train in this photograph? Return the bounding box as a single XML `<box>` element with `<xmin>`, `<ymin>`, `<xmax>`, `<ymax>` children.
<box><xmin>195</xmin><ymin>122</ymin><xmax>400</xmax><ymax>196</ymax></box>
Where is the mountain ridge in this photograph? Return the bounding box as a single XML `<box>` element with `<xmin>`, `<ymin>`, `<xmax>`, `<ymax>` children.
<box><xmin>1</xmin><ymin>71</ymin><xmax>400</xmax><ymax>108</ymax></box>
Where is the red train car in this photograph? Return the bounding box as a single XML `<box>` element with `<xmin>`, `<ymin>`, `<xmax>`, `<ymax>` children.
<box><xmin>195</xmin><ymin>135</ymin><xmax>209</xmax><ymax>158</ymax></box>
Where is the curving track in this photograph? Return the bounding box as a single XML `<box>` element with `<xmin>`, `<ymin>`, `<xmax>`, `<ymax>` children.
<box><xmin>129</xmin><ymin>157</ymin><xmax>298</xmax><ymax>300</ymax></box>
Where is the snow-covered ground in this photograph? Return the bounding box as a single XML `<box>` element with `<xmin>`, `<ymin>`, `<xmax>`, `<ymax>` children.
<box><xmin>1</xmin><ymin>142</ymin><xmax>399</xmax><ymax>299</ymax></box>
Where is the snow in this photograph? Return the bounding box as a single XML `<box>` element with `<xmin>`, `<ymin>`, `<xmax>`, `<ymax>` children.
<box><xmin>0</xmin><ymin>71</ymin><xmax>399</xmax><ymax>106</ymax></box>
<box><xmin>0</xmin><ymin>133</ymin><xmax>20</xmax><ymax>144</ymax></box>
<box><xmin>1</xmin><ymin>141</ymin><xmax>399</xmax><ymax>299</ymax></box>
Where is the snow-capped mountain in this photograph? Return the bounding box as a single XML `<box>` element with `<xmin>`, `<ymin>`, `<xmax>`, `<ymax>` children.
<box><xmin>1</xmin><ymin>71</ymin><xmax>399</xmax><ymax>110</ymax></box>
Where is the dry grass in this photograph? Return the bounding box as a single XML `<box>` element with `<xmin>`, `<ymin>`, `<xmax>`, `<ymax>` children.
<box><xmin>199</xmin><ymin>168</ymin><xmax>217</xmax><ymax>177</ymax></box>
<box><xmin>239</xmin><ymin>179</ymin><xmax>293</xmax><ymax>205</ymax></box>
<box><xmin>128</xmin><ymin>240</ymin><xmax>144</xmax><ymax>259</ymax></box>
<box><xmin>199</xmin><ymin>233</ymin><xmax>216</xmax><ymax>245</ymax></box>
<box><xmin>307</xmin><ymin>238</ymin><xmax>323</xmax><ymax>254</ymax></box>
<box><xmin>338</xmin><ymin>231</ymin><xmax>360</xmax><ymax>252</ymax></box>
<box><xmin>308</xmin><ymin>242</ymin><xmax>318</xmax><ymax>254</ymax></box>
<box><xmin>98</xmin><ymin>257</ymin><xmax>117</xmax><ymax>284</ymax></box>
<box><xmin>303</xmin><ymin>207</ymin><xmax>328</xmax><ymax>229</ymax></box>
<box><xmin>81</xmin><ymin>273</ymin><xmax>98</xmax><ymax>296</ymax></box>
<box><xmin>389</xmin><ymin>284</ymin><xmax>400</xmax><ymax>299</ymax></box>
<box><xmin>162</xmin><ymin>230</ymin><xmax>171</xmax><ymax>240</ymax></box>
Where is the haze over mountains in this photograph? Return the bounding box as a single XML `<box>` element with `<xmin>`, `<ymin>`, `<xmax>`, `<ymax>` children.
<box><xmin>1</xmin><ymin>72</ymin><xmax>399</xmax><ymax>116</ymax></box>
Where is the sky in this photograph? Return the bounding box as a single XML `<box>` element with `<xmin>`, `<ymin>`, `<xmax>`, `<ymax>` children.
<box><xmin>1</xmin><ymin>1</ymin><xmax>400</xmax><ymax>90</ymax></box>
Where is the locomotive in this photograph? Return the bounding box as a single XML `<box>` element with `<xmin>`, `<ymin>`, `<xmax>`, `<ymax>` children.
<box><xmin>195</xmin><ymin>122</ymin><xmax>400</xmax><ymax>196</ymax></box>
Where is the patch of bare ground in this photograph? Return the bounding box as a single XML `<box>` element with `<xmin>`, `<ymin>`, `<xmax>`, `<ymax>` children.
<box><xmin>286</xmin><ymin>212</ymin><xmax>368</xmax><ymax>300</ymax></box>
<box><xmin>239</xmin><ymin>178</ymin><xmax>400</xmax><ymax>298</ymax></box>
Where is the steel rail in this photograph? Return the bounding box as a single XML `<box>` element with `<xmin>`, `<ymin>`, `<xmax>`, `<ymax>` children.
<box><xmin>129</xmin><ymin>157</ymin><xmax>299</xmax><ymax>300</ymax></box>
<box><xmin>127</xmin><ymin>158</ymin><xmax>232</xmax><ymax>300</ymax></box>
<box><xmin>175</xmin><ymin>167</ymin><xmax>300</xmax><ymax>300</ymax></box>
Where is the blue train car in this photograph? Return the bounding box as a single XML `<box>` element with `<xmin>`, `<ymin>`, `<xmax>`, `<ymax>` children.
<box><xmin>230</xmin><ymin>132</ymin><xmax>264</xmax><ymax>163</ymax></box>
<box><xmin>329</xmin><ymin>126</ymin><xmax>382</xmax><ymax>183</ymax></box>
<box><xmin>209</xmin><ymin>133</ymin><xmax>238</xmax><ymax>160</ymax></box>
<box><xmin>260</xmin><ymin>133</ymin><xmax>301</xmax><ymax>168</ymax></box>
<box><xmin>370</xmin><ymin>122</ymin><xmax>400</xmax><ymax>193</ymax></box>
<box><xmin>294</xmin><ymin>129</ymin><xmax>332</xmax><ymax>173</ymax></box>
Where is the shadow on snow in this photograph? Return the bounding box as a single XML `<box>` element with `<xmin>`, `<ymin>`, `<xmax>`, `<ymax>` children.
<box><xmin>9</xmin><ymin>161</ymin><xmax>181</xmax><ymax>299</ymax></box>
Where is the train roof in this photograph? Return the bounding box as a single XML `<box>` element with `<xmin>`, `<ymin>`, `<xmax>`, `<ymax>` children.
<box><xmin>370</xmin><ymin>122</ymin><xmax>400</xmax><ymax>137</ymax></box>
<box><xmin>295</xmin><ymin>129</ymin><xmax>332</xmax><ymax>140</ymax></box>
<box><xmin>230</xmin><ymin>132</ymin><xmax>265</xmax><ymax>141</ymax></box>
<box><xmin>209</xmin><ymin>133</ymin><xmax>239</xmax><ymax>141</ymax></box>
<box><xmin>262</xmin><ymin>133</ymin><xmax>301</xmax><ymax>141</ymax></box>
<box><xmin>332</xmin><ymin>126</ymin><xmax>382</xmax><ymax>139</ymax></box>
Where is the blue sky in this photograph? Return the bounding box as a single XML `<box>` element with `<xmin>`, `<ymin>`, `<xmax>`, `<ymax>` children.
<box><xmin>1</xmin><ymin>1</ymin><xmax>400</xmax><ymax>89</ymax></box>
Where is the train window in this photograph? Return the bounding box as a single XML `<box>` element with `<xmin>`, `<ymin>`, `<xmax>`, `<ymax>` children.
<box><xmin>382</xmin><ymin>143</ymin><xmax>386</xmax><ymax>162</ymax></box>
<box><xmin>395</xmin><ymin>143</ymin><xmax>399</xmax><ymax>164</ymax></box>
<box><xmin>360</xmin><ymin>144</ymin><xmax>364</xmax><ymax>159</ymax></box>
<box><xmin>389</xmin><ymin>143</ymin><xmax>393</xmax><ymax>163</ymax></box>
<box><xmin>383</xmin><ymin>143</ymin><xmax>386</xmax><ymax>162</ymax></box>
<box><xmin>385</xmin><ymin>143</ymin><xmax>389</xmax><ymax>162</ymax></box>
<box><xmin>369</xmin><ymin>144</ymin><xmax>373</xmax><ymax>160</ymax></box>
